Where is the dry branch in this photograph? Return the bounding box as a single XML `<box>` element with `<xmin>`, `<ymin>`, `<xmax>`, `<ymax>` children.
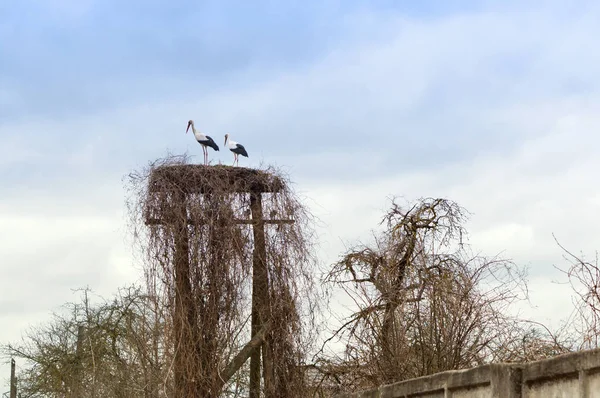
<box><xmin>217</xmin><ymin>322</ymin><xmax>271</xmax><ymax>391</ymax></box>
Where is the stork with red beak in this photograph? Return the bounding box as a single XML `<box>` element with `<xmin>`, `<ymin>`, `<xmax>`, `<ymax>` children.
<box><xmin>186</xmin><ymin>120</ymin><xmax>219</xmax><ymax>165</ymax></box>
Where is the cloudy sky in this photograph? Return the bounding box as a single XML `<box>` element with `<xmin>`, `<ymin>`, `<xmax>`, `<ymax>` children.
<box><xmin>2</xmin><ymin>0</ymin><xmax>600</xmax><ymax>386</ymax></box>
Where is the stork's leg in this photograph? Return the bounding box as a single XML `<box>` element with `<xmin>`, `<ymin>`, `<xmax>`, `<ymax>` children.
<box><xmin>203</xmin><ymin>146</ymin><xmax>207</xmax><ymax>165</ymax></box>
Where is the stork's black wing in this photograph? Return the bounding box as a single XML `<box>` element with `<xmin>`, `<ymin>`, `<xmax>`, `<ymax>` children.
<box><xmin>232</xmin><ymin>143</ymin><xmax>248</xmax><ymax>157</ymax></box>
<box><xmin>199</xmin><ymin>136</ymin><xmax>219</xmax><ymax>151</ymax></box>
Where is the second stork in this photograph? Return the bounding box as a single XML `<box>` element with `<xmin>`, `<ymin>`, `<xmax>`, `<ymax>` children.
<box><xmin>224</xmin><ymin>133</ymin><xmax>249</xmax><ymax>166</ymax></box>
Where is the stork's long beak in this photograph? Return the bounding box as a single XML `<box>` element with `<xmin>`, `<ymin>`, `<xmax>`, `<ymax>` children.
<box><xmin>186</xmin><ymin>123</ymin><xmax>190</xmax><ymax>134</ymax></box>
<box><xmin>224</xmin><ymin>134</ymin><xmax>227</xmax><ymax>145</ymax></box>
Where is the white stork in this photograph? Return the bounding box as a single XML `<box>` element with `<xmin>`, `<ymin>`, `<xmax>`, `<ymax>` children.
<box><xmin>186</xmin><ymin>120</ymin><xmax>219</xmax><ymax>165</ymax></box>
<box><xmin>224</xmin><ymin>133</ymin><xmax>249</xmax><ymax>166</ymax></box>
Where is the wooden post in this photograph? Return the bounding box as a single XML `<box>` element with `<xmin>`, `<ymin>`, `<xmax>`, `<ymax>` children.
<box><xmin>249</xmin><ymin>191</ymin><xmax>274</xmax><ymax>397</ymax></box>
<box><xmin>249</xmin><ymin>192</ymin><xmax>263</xmax><ymax>398</ymax></box>
<box><xmin>172</xmin><ymin>189</ymin><xmax>199</xmax><ymax>398</ymax></box>
<box><xmin>201</xmin><ymin>193</ymin><xmax>228</xmax><ymax>397</ymax></box>
<box><xmin>10</xmin><ymin>358</ymin><xmax>16</xmax><ymax>398</ymax></box>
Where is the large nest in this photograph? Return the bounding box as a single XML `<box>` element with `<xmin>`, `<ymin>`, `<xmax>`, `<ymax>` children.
<box><xmin>126</xmin><ymin>154</ymin><xmax>318</xmax><ymax>397</ymax></box>
<box><xmin>148</xmin><ymin>164</ymin><xmax>285</xmax><ymax>194</ymax></box>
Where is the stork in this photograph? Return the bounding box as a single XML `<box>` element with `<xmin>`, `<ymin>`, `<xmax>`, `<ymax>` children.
<box><xmin>224</xmin><ymin>133</ymin><xmax>249</xmax><ymax>166</ymax></box>
<box><xmin>186</xmin><ymin>120</ymin><xmax>219</xmax><ymax>165</ymax></box>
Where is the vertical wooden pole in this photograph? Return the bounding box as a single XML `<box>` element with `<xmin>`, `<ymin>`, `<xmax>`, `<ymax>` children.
<box><xmin>10</xmin><ymin>358</ymin><xmax>16</xmax><ymax>398</ymax></box>
<box><xmin>201</xmin><ymin>193</ymin><xmax>227</xmax><ymax>397</ymax></box>
<box><xmin>172</xmin><ymin>188</ymin><xmax>198</xmax><ymax>397</ymax></box>
<box><xmin>249</xmin><ymin>191</ymin><xmax>274</xmax><ymax>397</ymax></box>
<box><xmin>249</xmin><ymin>192</ymin><xmax>262</xmax><ymax>398</ymax></box>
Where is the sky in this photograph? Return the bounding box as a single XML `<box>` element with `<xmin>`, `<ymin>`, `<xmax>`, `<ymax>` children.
<box><xmin>2</xmin><ymin>0</ymin><xmax>600</xmax><ymax>389</ymax></box>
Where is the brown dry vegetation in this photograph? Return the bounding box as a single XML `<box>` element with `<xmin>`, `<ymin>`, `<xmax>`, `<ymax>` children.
<box><xmin>127</xmin><ymin>155</ymin><xmax>320</xmax><ymax>397</ymax></box>
<box><xmin>4</xmin><ymin>156</ymin><xmax>600</xmax><ymax>397</ymax></box>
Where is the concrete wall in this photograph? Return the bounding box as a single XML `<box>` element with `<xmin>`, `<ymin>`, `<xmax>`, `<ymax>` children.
<box><xmin>335</xmin><ymin>348</ymin><xmax>600</xmax><ymax>398</ymax></box>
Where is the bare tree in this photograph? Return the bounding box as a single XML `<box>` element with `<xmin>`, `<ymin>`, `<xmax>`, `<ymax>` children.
<box><xmin>3</xmin><ymin>287</ymin><xmax>168</xmax><ymax>398</ymax></box>
<box><xmin>316</xmin><ymin>198</ymin><xmax>568</xmax><ymax>392</ymax></box>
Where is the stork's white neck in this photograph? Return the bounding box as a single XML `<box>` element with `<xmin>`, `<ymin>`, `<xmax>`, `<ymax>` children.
<box><xmin>190</xmin><ymin>123</ymin><xmax>205</xmax><ymax>140</ymax></box>
<box><xmin>225</xmin><ymin>135</ymin><xmax>236</xmax><ymax>149</ymax></box>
